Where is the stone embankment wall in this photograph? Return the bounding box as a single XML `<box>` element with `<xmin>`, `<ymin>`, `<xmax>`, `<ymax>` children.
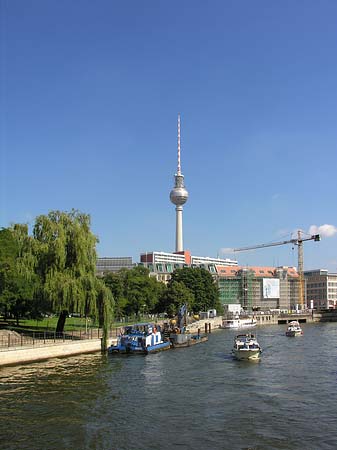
<box><xmin>0</xmin><ymin>337</ymin><xmax>116</xmax><ymax>367</ymax></box>
<box><xmin>253</xmin><ymin>310</ymin><xmax>337</xmax><ymax>325</ymax></box>
<box><xmin>186</xmin><ymin>317</ymin><xmax>223</xmax><ymax>332</ymax></box>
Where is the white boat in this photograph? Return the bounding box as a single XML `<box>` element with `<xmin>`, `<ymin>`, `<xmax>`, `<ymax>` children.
<box><xmin>221</xmin><ymin>317</ymin><xmax>257</xmax><ymax>329</ymax></box>
<box><xmin>232</xmin><ymin>333</ymin><xmax>262</xmax><ymax>361</ymax></box>
<box><xmin>285</xmin><ymin>321</ymin><xmax>303</xmax><ymax>337</ymax></box>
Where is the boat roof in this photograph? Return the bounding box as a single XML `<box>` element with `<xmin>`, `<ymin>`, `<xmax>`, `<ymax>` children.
<box><xmin>235</xmin><ymin>333</ymin><xmax>256</xmax><ymax>338</ymax></box>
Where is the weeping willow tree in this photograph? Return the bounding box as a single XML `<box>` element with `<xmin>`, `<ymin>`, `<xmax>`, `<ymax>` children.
<box><xmin>33</xmin><ymin>209</ymin><xmax>113</xmax><ymax>333</ymax></box>
<box><xmin>11</xmin><ymin>224</ymin><xmax>37</xmax><ymax>281</ymax></box>
<box><xmin>97</xmin><ymin>282</ymin><xmax>113</xmax><ymax>352</ymax></box>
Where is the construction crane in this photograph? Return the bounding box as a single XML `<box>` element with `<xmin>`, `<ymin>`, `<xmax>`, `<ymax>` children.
<box><xmin>233</xmin><ymin>231</ymin><xmax>321</xmax><ymax>309</ymax></box>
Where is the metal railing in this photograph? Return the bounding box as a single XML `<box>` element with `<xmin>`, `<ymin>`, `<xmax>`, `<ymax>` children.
<box><xmin>0</xmin><ymin>327</ymin><xmax>123</xmax><ymax>351</ymax></box>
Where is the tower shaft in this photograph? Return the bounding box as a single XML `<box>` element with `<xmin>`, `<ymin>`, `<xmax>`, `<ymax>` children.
<box><xmin>175</xmin><ymin>205</ymin><xmax>183</xmax><ymax>252</ymax></box>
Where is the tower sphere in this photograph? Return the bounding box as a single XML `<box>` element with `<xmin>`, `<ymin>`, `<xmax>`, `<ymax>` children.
<box><xmin>170</xmin><ymin>186</ymin><xmax>189</xmax><ymax>206</ymax></box>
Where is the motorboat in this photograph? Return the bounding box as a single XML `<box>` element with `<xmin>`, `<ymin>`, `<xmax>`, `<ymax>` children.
<box><xmin>108</xmin><ymin>323</ymin><xmax>171</xmax><ymax>354</ymax></box>
<box><xmin>285</xmin><ymin>321</ymin><xmax>303</xmax><ymax>337</ymax></box>
<box><xmin>221</xmin><ymin>316</ymin><xmax>257</xmax><ymax>329</ymax></box>
<box><xmin>232</xmin><ymin>333</ymin><xmax>261</xmax><ymax>361</ymax></box>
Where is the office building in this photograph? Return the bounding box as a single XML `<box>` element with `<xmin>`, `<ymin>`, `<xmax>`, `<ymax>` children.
<box><xmin>304</xmin><ymin>269</ymin><xmax>337</xmax><ymax>309</ymax></box>
<box><xmin>140</xmin><ymin>250</ymin><xmax>237</xmax><ymax>283</ymax></box>
<box><xmin>96</xmin><ymin>257</ymin><xmax>134</xmax><ymax>276</ymax></box>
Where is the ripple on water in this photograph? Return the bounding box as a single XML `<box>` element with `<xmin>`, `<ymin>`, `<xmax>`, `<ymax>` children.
<box><xmin>1</xmin><ymin>324</ymin><xmax>337</xmax><ymax>449</ymax></box>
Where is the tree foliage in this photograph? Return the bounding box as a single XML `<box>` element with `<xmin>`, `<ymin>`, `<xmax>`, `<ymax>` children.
<box><xmin>169</xmin><ymin>267</ymin><xmax>220</xmax><ymax>313</ymax></box>
<box><xmin>102</xmin><ymin>272</ymin><xmax>126</xmax><ymax>318</ymax></box>
<box><xmin>155</xmin><ymin>280</ymin><xmax>194</xmax><ymax>317</ymax></box>
<box><xmin>33</xmin><ymin>210</ymin><xmax>101</xmax><ymax>320</ymax></box>
<box><xmin>0</xmin><ymin>228</ymin><xmax>19</xmax><ymax>318</ymax></box>
<box><xmin>0</xmin><ymin>210</ymin><xmax>114</xmax><ymax>332</ymax></box>
<box><xmin>103</xmin><ymin>266</ymin><xmax>166</xmax><ymax>318</ymax></box>
<box><xmin>0</xmin><ymin>227</ymin><xmax>39</xmax><ymax>322</ymax></box>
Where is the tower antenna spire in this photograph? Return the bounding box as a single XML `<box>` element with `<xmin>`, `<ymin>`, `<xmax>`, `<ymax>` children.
<box><xmin>177</xmin><ymin>114</ymin><xmax>181</xmax><ymax>175</ymax></box>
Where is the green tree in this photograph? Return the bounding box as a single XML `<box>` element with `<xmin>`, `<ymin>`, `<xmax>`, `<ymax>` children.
<box><xmin>102</xmin><ymin>272</ymin><xmax>126</xmax><ymax>319</ymax></box>
<box><xmin>103</xmin><ymin>266</ymin><xmax>164</xmax><ymax>318</ymax></box>
<box><xmin>0</xmin><ymin>227</ymin><xmax>39</xmax><ymax>323</ymax></box>
<box><xmin>123</xmin><ymin>266</ymin><xmax>162</xmax><ymax>317</ymax></box>
<box><xmin>169</xmin><ymin>267</ymin><xmax>220</xmax><ymax>313</ymax></box>
<box><xmin>156</xmin><ymin>280</ymin><xmax>194</xmax><ymax>317</ymax></box>
<box><xmin>32</xmin><ymin>210</ymin><xmax>112</xmax><ymax>332</ymax></box>
<box><xmin>0</xmin><ymin>228</ymin><xmax>20</xmax><ymax>319</ymax></box>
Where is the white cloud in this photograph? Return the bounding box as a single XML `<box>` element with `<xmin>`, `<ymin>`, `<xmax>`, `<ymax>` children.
<box><xmin>309</xmin><ymin>224</ymin><xmax>337</xmax><ymax>238</ymax></box>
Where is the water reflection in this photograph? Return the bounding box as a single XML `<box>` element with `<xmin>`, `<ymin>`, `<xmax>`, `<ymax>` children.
<box><xmin>141</xmin><ymin>351</ymin><xmax>167</xmax><ymax>387</ymax></box>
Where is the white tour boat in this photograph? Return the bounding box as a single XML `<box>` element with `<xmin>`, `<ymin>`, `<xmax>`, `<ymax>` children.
<box><xmin>285</xmin><ymin>321</ymin><xmax>303</xmax><ymax>337</ymax></box>
<box><xmin>232</xmin><ymin>333</ymin><xmax>262</xmax><ymax>361</ymax></box>
<box><xmin>221</xmin><ymin>317</ymin><xmax>257</xmax><ymax>329</ymax></box>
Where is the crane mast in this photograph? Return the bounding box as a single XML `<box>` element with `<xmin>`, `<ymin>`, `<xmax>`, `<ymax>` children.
<box><xmin>233</xmin><ymin>232</ymin><xmax>321</xmax><ymax>309</ymax></box>
<box><xmin>297</xmin><ymin>231</ymin><xmax>305</xmax><ymax>311</ymax></box>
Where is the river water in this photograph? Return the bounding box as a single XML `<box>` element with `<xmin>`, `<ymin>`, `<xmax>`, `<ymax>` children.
<box><xmin>1</xmin><ymin>323</ymin><xmax>337</xmax><ymax>450</ymax></box>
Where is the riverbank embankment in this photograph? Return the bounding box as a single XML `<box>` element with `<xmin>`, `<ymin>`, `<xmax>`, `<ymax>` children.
<box><xmin>0</xmin><ymin>337</ymin><xmax>117</xmax><ymax>367</ymax></box>
<box><xmin>0</xmin><ymin>317</ymin><xmax>222</xmax><ymax>367</ymax></box>
<box><xmin>1</xmin><ymin>311</ymin><xmax>336</xmax><ymax>367</ymax></box>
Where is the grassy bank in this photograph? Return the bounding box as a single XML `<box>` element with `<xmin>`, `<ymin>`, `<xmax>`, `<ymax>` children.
<box><xmin>1</xmin><ymin>315</ymin><xmax>155</xmax><ymax>333</ymax></box>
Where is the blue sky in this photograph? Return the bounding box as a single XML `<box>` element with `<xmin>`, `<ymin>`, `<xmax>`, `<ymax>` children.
<box><xmin>1</xmin><ymin>0</ymin><xmax>337</xmax><ymax>271</ymax></box>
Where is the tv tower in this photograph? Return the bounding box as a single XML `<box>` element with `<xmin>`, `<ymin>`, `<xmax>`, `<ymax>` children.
<box><xmin>170</xmin><ymin>114</ymin><xmax>189</xmax><ymax>252</ymax></box>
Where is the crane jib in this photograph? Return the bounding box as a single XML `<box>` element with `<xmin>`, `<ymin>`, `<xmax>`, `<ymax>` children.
<box><xmin>233</xmin><ymin>234</ymin><xmax>320</xmax><ymax>252</ymax></box>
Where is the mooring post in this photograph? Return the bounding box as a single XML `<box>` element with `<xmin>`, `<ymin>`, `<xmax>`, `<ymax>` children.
<box><xmin>205</xmin><ymin>323</ymin><xmax>208</xmax><ymax>334</ymax></box>
<box><xmin>209</xmin><ymin>323</ymin><xmax>211</xmax><ymax>333</ymax></box>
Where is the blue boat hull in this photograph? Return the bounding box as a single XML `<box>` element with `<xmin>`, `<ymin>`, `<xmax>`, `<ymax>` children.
<box><xmin>109</xmin><ymin>341</ymin><xmax>171</xmax><ymax>355</ymax></box>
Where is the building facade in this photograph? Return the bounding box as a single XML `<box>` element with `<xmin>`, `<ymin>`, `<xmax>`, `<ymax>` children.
<box><xmin>304</xmin><ymin>269</ymin><xmax>337</xmax><ymax>309</ymax></box>
<box><xmin>140</xmin><ymin>250</ymin><xmax>238</xmax><ymax>283</ymax></box>
<box><xmin>96</xmin><ymin>257</ymin><xmax>134</xmax><ymax>276</ymax></box>
<box><xmin>217</xmin><ymin>265</ymin><xmax>300</xmax><ymax>311</ymax></box>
